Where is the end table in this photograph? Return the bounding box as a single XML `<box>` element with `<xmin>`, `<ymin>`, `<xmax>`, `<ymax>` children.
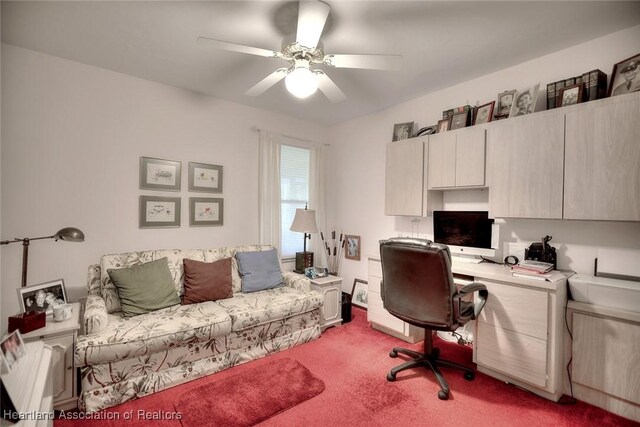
<box><xmin>308</xmin><ymin>275</ymin><xmax>343</xmax><ymax>331</ymax></box>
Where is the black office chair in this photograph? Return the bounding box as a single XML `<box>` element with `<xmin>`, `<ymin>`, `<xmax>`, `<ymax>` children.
<box><xmin>379</xmin><ymin>237</ymin><xmax>488</xmax><ymax>400</ymax></box>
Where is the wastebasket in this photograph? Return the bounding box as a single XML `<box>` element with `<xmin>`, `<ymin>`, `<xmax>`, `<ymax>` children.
<box><xmin>341</xmin><ymin>292</ymin><xmax>352</xmax><ymax>324</ymax></box>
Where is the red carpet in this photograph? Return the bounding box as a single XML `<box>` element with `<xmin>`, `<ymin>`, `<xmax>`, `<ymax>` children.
<box><xmin>56</xmin><ymin>308</ymin><xmax>638</xmax><ymax>427</ymax></box>
<box><xmin>175</xmin><ymin>358</ymin><xmax>324</xmax><ymax>427</ymax></box>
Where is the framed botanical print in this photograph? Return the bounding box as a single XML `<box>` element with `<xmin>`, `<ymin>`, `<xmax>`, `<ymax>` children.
<box><xmin>189</xmin><ymin>197</ymin><xmax>224</xmax><ymax>226</ymax></box>
<box><xmin>345</xmin><ymin>235</ymin><xmax>361</xmax><ymax>261</ymax></box>
<box><xmin>139</xmin><ymin>196</ymin><xmax>181</xmax><ymax>228</ymax></box>
<box><xmin>139</xmin><ymin>157</ymin><xmax>181</xmax><ymax>192</ymax></box>
<box><xmin>188</xmin><ymin>162</ymin><xmax>223</xmax><ymax>193</ymax></box>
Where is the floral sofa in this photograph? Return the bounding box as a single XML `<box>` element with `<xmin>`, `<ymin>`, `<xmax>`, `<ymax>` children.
<box><xmin>75</xmin><ymin>245</ymin><xmax>323</xmax><ymax>412</ymax></box>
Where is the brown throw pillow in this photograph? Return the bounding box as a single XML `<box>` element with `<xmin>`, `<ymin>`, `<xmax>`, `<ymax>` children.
<box><xmin>182</xmin><ymin>258</ymin><xmax>233</xmax><ymax>305</ymax></box>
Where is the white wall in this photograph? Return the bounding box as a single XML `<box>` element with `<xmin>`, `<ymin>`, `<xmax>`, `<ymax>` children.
<box><xmin>0</xmin><ymin>44</ymin><xmax>327</xmax><ymax>330</ymax></box>
<box><xmin>327</xmin><ymin>25</ymin><xmax>640</xmax><ymax>292</ymax></box>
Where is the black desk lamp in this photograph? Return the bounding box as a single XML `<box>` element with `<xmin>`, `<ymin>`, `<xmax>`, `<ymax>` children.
<box><xmin>290</xmin><ymin>205</ymin><xmax>318</xmax><ymax>274</ymax></box>
<box><xmin>0</xmin><ymin>227</ymin><xmax>85</xmax><ymax>287</ymax></box>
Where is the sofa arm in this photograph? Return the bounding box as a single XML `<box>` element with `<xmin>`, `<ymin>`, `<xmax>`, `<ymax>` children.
<box><xmin>282</xmin><ymin>271</ymin><xmax>311</xmax><ymax>293</ymax></box>
<box><xmin>84</xmin><ymin>295</ymin><xmax>109</xmax><ymax>334</ymax></box>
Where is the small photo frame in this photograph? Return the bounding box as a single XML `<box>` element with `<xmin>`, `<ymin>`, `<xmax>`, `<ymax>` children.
<box><xmin>345</xmin><ymin>235</ymin><xmax>361</xmax><ymax>261</ymax></box>
<box><xmin>450</xmin><ymin>111</ymin><xmax>469</xmax><ymax>130</ymax></box>
<box><xmin>437</xmin><ymin>118</ymin><xmax>451</xmax><ymax>133</ymax></box>
<box><xmin>140</xmin><ymin>196</ymin><xmax>181</xmax><ymax>228</ymax></box>
<box><xmin>0</xmin><ymin>331</ymin><xmax>27</xmax><ymax>371</ymax></box>
<box><xmin>474</xmin><ymin>101</ymin><xmax>495</xmax><ymax>125</ymax></box>
<box><xmin>392</xmin><ymin>122</ymin><xmax>414</xmax><ymax>141</ymax></box>
<box><xmin>509</xmin><ymin>83</ymin><xmax>540</xmax><ymax>118</ymax></box>
<box><xmin>17</xmin><ymin>279</ymin><xmax>67</xmax><ymax>315</ymax></box>
<box><xmin>351</xmin><ymin>279</ymin><xmax>368</xmax><ymax>310</ymax></box>
<box><xmin>608</xmin><ymin>53</ymin><xmax>640</xmax><ymax>97</ymax></box>
<box><xmin>189</xmin><ymin>197</ymin><xmax>224</xmax><ymax>226</ymax></box>
<box><xmin>188</xmin><ymin>162</ymin><xmax>223</xmax><ymax>193</ymax></box>
<box><xmin>139</xmin><ymin>157</ymin><xmax>181</xmax><ymax>192</ymax></box>
<box><xmin>557</xmin><ymin>83</ymin><xmax>584</xmax><ymax>107</ymax></box>
<box><xmin>495</xmin><ymin>89</ymin><xmax>516</xmax><ymax>117</ymax></box>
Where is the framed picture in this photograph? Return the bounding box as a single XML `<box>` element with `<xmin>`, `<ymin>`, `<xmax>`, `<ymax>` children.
<box><xmin>344</xmin><ymin>235</ymin><xmax>361</xmax><ymax>261</ymax></box>
<box><xmin>139</xmin><ymin>157</ymin><xmax>181</xmax><ymax>192</ymax></box>
<box><xmin>437</xmin><ymin>118</ymin><xmax>451</xmax><ymax>133</ymax></box>
<box><xmin>139</xmin><ymin>195</ymin><xmax>181</xmax><ymax>228</ymax></box>
<box><xmin>608</xmin><ymin>53</ymin><xmax>640</xmax><ymax>97</ymax></box>
<box><xmin>351</xmin><ymin>279</ymin><xmax>368</xmax><ymax>309</ymax></box>
<box><xmin>557</xmin><ymin>83</ymin><xmax>584</xmax><ymax>107</ymax></box>
<box><xmin>509</xmin><ymin>83</ymin><xmax>540</xmax><ymax>118</ymax></box>
<box><xmin>189</xmin><ymin>197</ymin><xmax>224</xmax><ymax>226</ymax></box>
<box><xmin>474</xmin><ymin>101</ymin><xmax>495</xmax><ymax>125</ymax></box>
<box><xmin>392</xmin><ymin>122</ymin><xmax>414</xmax><ymax>141</ymax></box>
<box><xmin>0</xmin><ymin>331</ymin><xmax>27</xmax><ymax>371</ymax></box>
<box><xmin>450</xmin><ymin>111</ymin><xmax>469</xmax><ymax>130</ymax></box>
<box><xmin>495</xmin><ymin>89</ymin><xmax>516</xmax><ymax>117</ymax></box>
<box><xmin>17</xmin><ymin>279</ymin><xmax>67</xmax><ymax>314</ymax></box>
<box><xmin>188</xmin><ymin>162</ymin><xmax>223</xmax><ymax>193</ymax></box>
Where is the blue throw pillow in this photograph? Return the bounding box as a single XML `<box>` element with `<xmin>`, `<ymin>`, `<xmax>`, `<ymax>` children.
<box><xmin>236</xmin><ymin>249</ymin><xmax>284</xmax><ymax>293</ymax></box>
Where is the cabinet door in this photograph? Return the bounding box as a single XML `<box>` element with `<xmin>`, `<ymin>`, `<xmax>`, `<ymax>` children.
<box><xmin>455</xmin><ymin>127</ymin><xmax>486</xmax><ymax>187</ymax></box>
<box><xmin>564</xmin><ymin>94</ymin><xmax>640</xmax><ymax>220</ymax></box>
<box><xmin>428</xmin><ymin>132</ymin><xmax>456</xmax><ymax>188</ymax></box>
<box><xmin>43</xmin><ymin>334</ymin><xmax>74</xmax><ymax>403</ymax></box>
<box><xmin>487</xmin><ymin>112</ymin><xmax>565</xmax><ymax>218</ymax></box>
<box><xmin>322</xmin><ymin>285</ymin><xmax>341</xmax><ymax>325</ymax></box>
<box><xmin>385</xmin><ymin>138</ymin><xmax>424</xmax><ymax>216</ymax></box>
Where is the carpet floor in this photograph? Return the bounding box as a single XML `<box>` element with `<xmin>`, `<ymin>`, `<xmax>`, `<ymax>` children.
<box><xmin>56</xmin><ymin>308</ymin><xmax>638</xmax><ymax>427</ymax></box>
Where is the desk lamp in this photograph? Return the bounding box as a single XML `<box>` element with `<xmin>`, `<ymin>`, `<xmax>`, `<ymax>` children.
<box><xmin>290</xmin><ymin>205</ymin><xmax>318</xmax><ymax>273</ymax></box>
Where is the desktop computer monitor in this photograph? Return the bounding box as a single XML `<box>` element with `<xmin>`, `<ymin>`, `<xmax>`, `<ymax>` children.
<box><xmin>433</xmin><ymin>211</ymin><xmax>495</xmax><ymax>262</ymax></box>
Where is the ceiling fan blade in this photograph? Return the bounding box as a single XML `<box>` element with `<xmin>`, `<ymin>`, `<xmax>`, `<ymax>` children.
<box><xmin>245</xmin><ymin>68</ymin><xmax>288</xmax><ymax>96</ymax></box>
<box><xmin>315</xmin><ymin>71</ymin><xmax>346</xmax><ymax>103</ymax></box>
<box><xmin>323</xmin><ymin>54</ymin><xmax>402</xmax><ymax>70</ymax></box>
<box><xmin>197</xmin><ymin>36</ymin><xmax>281</xmax><ymax>58</ymax></box>
<box><xmin>296</xmin><ymin>0</ymin><xmax>330</xmax><ymax>49</ymax></box>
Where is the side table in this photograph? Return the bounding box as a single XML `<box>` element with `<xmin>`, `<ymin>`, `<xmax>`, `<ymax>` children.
<box><xmin>21</xmin><ymin>302</ymin><xmax>81</xmax><ymax>410</ymax></box>
<box><xmin>309</xmin><ymin>275</ymin><xmax>342</xmax><ymax>331</ymax></box>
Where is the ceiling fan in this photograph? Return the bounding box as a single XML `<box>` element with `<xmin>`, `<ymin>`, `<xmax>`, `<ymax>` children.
<box><xmin>197</xmin><ymin>0</ymin><xmax>402</xmax><ymax>102</ymax></box>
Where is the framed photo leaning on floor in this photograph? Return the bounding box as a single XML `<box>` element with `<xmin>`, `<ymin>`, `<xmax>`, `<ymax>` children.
<box><xmin>351</xmin><ymin>279</ymin><xmax>368</xmax><ymax>309</ymax></box>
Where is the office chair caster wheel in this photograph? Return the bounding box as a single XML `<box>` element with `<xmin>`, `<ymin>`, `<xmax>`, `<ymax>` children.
<box><xmin>438</xmin><ymin>390</ymin><xmax>449</xmax><ymax>400</ymax></box>
<box><xmin>387</xmin><ymin>372</ymin><xmax>396</xmax><ymax>382</ymax></box>
<box><xmin>464</xmin><ymin>372</ymin><xmax>475</xmax><ymax>381</ymax></box>
<box><xmin>389</xmin><ymin>350</ymin><xmax>398</xmax><ymax>358</ymax></box>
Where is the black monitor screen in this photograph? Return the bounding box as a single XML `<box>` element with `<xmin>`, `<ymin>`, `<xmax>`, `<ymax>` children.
<box><xmin>433</xmin><ymin>211</ymin><xmax>493</xmax><ymax>249</ymax></box>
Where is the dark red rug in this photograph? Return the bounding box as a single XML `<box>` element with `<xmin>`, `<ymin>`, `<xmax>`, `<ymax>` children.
<box><xmin>174</xmin><ymin>358</ymin><xmax>324</xmax><ymax>427</ymax></box>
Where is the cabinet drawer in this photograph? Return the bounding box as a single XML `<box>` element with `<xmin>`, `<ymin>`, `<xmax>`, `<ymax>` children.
<box><xmin>476</xmin><ymin>322</ymin><xmax>547</xmax><ymax>388</ymax></box>
<box><xmin>368</xmin><ymin>259</ymin><xmax>382</xmax><ymax>278</ymax></box>
<box><xmin>367</xmin><ymin>274</ymin><xmax>382</xmax><ymax>294</ymax></box>
<box><xmin>368</xmin><ymin>290</ymin><xmax>404</xmax><ymax>334</ymax></box>
<box><xmin>478</xmin><ymin>280</ymin><xmax>548</xmax><ymax>340</ymax></box>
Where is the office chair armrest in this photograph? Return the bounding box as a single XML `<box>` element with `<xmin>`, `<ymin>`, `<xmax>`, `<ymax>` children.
<box><xmin>454</xmin><ymin>282</ymin><xmax>488</xmax><ymax>320</ymax></box>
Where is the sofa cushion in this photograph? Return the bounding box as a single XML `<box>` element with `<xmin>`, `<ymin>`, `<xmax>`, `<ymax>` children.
<box><xmin>182</xmin><ymin>258</ymin><xmax>233</xmax><ymax>304</ymax></box>
<box><xmin>236</xmin><ymin>249</ymin><xmax>283</xmax><ymax>293</ymax></box>
<box><xmin>215</xmin><ymin>287</ymin><xmax>323</xmax><ymax>332</ymax></box>
<box><xmin>108</xmin><ymin>258</ymin><xmax>181</xmax><ymax>317</ymax></box>
<box><xmin>75</xmin><ymin>301</ymin><xmax>232</xmax><ymax>366</ymax></box>
<box><xmin>203</xmin><ymin>245</ymin><xmax>278</xmax><ymax>294</ymax></box>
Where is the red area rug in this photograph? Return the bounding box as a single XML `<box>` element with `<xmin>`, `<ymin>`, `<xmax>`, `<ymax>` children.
<box><xmin>174</xmin><ymin>358</ymin><xmax>324</xmax><ymax>427</ymax></box>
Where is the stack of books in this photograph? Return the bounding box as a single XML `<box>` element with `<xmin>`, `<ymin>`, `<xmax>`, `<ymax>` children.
<box><xmin>511</xmin><ymin>260</ymin><xmax>563</xmax><ymax>282</ymax></box>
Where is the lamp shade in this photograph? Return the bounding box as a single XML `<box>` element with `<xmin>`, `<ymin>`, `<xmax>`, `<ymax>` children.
<box><xmin>290</xmin><ymin>209</ymin><xmax>319</xmax><ymax>234</ymax></box>
<box><xmin>53</xmin><ymin>227</ymin><xmax>85</xmax><ymax>242</ymax></box>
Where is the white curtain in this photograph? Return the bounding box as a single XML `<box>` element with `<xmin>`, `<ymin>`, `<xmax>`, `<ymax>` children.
<box><xmin>258</xmin><ymin>131</ymin><xmax>282</xmax><ymax>252</ymax></box>
<box><xmin>309</xmin><ymin>144</ymin><xmax>327</xmax><ymax>267</ymax></box>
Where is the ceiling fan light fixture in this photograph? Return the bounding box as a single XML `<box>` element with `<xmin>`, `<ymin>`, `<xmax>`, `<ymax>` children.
<box><xmin>285</xmin><ymin>60</ymin><xmax>318</xmax><ymax>99</ymax></box>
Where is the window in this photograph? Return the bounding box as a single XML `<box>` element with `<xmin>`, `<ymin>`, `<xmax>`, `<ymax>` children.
<box><xmin>280</xmin><ymin>144</ymin><xmax>310</xmax><ymax>258</ymax></box>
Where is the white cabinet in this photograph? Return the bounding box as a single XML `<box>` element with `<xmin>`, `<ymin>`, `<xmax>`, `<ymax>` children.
<box><xmin>428</xmin><ymin>127</ymin><xmax>486</xmax><ymax>189</ymax></box>
<box><xmin>309</xmin><ymin>275</ymin><xmax>342</xmax><ymax>331</ymax></box>
<box><xmin>564</xmin><ymin>93</ymin><xmax>640</xmax><ymax>221</ymax></box>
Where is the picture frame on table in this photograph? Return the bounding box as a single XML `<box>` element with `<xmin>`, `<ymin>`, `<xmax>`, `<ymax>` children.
<box><xmin>437</xmin><ymin>118</ymin><xmax>451</xmax><ymax>133</ymax></box>
<box><xmin>17</xmin><ymin>279</ymin><xmax>67</xmax><ymax>315</ymax></box>
<box><xmin>344</xmin><ymin>235</ymin><xmax>361</xmax><ymax>261</ymax></box>
<box><xmin>557</xmin><ymin>83</ymin><xmax>584</xmax><ymax>107</ymax></box>
<box><xmin>509</xmin><ymin>83</ymin><xmax>540</xmax><ymax>118</ymax></box>
<box><xmin>189</xmin><ymin>197</ymin><xmax>224</xmax><ymax>226</ymax></box>
<box><xmin>351</xmin><ymin>279</ymin><xmax>368</xmax><ymax>310</ymax></box>
<box><xmin>495</xmin><ymin>89</ymin><xmax>516</xmax><ymax>118</ymax></box>
<box><xmin>0</xmin><ymin>330</ymin><xmax>27</xmax><ymax>371</ymax></box>
<box><xmin>188</xmin><ymin>162</ymin><xmax>223</xmax><ymax>193</ymax></box>
<box><xmin>139</xmin><ymin>195</ymin><xmax>181</xmax><ymax>228</ymax></box>
<box><xmin>474</xmin><ymin>101</ymin><xmax>495</xmax><ymax>125</ymax></box>
<box><xmin>608</xmin><ymin>53</ymin><xmax>640</xmax><ymax>97</ymax></box>
<box><xmin>392</xmin><ymin>122</ymin><xmax>414</xmax><ymax>141</ymax></box>
<box><xmin>139</xmin><ymin>157</ymin><xmax>181</xmax><ymax>192</ymax></box>
<box><xmin>450</xmin><ymin>111</ymin><xmax>469</xmax><ymax>130</ymax></box>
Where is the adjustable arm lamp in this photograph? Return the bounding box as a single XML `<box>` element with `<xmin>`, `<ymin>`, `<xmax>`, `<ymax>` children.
<box><xmin>290</xmin><ymin>205</ymin><xmax>318</xmax><ymax>274</ymax></box>
<box><xmin>0</xmin><ymin>227</ymin><xmax>85</xmax><ymax>287</ymax></box>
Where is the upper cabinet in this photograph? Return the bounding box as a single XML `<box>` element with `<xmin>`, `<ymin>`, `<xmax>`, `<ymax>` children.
<box><xmin>486</xmin><ymin>112</ymin><xmax>565</xmax><ymax>219</ymax></box>
<box><xmin>428</xmin><ymin>127</ymin><xmax>486</xmax><ymax>189</ymax></box>
<box><xmin>564</xmin><ymin>94</ymin><xmax>640</xmax><ymax>221</ymax></box>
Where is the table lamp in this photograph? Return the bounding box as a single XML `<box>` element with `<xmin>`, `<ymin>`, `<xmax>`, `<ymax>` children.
<box><xmin>290</xmin><ymin>205</ymin><xmax>318</xmax><ymax>274</ymax></box>
<box><xmin>1</xmin><ymin>227</ymin><xmax>85</xmax><ymax>287</ymax></box>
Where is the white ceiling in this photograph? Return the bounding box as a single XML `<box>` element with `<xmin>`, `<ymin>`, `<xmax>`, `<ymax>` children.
<box><xmin>2</xmin><ymin>1</ymin><xmax>640</xmax><ymax>125</ymax></box>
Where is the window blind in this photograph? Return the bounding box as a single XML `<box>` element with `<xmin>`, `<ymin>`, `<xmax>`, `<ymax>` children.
<box><xmin>280</xmin><ymin>144</ymin><xmax>310</xmax><ymax>257</ymax></box>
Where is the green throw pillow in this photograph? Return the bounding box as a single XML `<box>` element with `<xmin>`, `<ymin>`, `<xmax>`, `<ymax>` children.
<box><xmin>107</xmin><ymin>257</ymin><xmax>180</xmax><ymax>317</ymax></box>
